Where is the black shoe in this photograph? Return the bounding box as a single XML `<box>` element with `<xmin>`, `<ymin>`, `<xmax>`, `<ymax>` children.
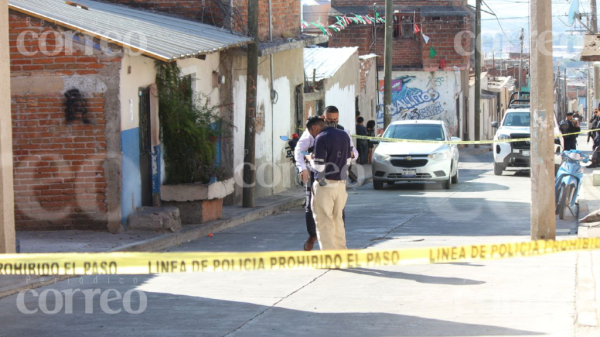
<box><xmin>304</xmin><ymin>236</ymin><xmax>317</xmax><ymax>251</ymax></box>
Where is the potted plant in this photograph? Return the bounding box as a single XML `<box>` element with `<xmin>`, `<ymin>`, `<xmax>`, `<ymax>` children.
<box><xmin>155</xmin><ymin>62</ymin><xmax>234</xmax><ymax>224</ymax></box>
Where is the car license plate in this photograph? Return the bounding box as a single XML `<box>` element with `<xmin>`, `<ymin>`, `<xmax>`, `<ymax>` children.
<box><xmin>522</xmin><ymin>151</ymin><xmax>530</xmax><ymax>156</ymax></box>
<box><xmin>402</xmin><ymin>169</ymin><xmax>417</xmax><ymax>177</ymax></box>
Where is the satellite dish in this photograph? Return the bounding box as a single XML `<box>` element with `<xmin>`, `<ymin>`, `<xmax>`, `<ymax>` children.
<box><xmin>568</xmin><ymin>0</ymin><xmax>580</xmax><ymax>26</ymax></box>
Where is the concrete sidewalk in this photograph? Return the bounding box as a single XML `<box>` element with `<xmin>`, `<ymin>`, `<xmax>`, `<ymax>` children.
<box><xmin>568</xmin><ymin>130</ymin><xmax>600</xmax><ymax>336</ymax></box>
<box><xmin>0</xmin><ymin>163</ymin><xmax>374</xmax><ymax>299</ymax></box>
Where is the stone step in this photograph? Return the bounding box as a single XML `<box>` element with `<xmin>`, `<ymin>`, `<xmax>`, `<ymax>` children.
<box><xmin>593</xmin><ymin>170</ymin><xmax>600</xmax><ymax>186</ymax></box>
<box><xmin>126</xmin><ymin>206</ymin><xmax>182</xmax><ymax>233</ymax></box>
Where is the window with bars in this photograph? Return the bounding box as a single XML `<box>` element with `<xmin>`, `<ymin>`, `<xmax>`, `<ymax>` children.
<box><xmin>393</xmin><ymin>14</ymin><xmax>415</xmax><ymax>39</ymax></box>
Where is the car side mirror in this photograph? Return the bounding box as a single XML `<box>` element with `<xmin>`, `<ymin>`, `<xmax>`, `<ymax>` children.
<box><xmin>491</xmin><ymin>121</ymin><xmax>499</xmax><ymax>128</ymax></box>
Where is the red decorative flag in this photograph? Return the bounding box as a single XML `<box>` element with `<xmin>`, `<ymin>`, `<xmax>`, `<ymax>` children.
<box><xmin>414</xmin><ymin>23</ymin><xmax>420</xmax><ymax>34</ymax></box>
<box><xmin>439</xmin><ymin>57</ymin><xmax>446</xmax><ymax>69</ymax></box>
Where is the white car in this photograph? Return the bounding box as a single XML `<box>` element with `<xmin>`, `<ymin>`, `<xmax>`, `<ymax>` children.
<box><xmin>371</xmin><ymin>120</ymin><xmax>460</xmax><ymax>190</ymax></box>
<box><xmin>492</xmin><ymin>108</ymin><xmax>563</xmax><ymax>175</ymax></box>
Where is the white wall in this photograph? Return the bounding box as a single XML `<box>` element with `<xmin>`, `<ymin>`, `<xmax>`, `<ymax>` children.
<box><xmin>120</xmin><ymin>53</ymin><xmax>156</xmax><ymax>132</ymax></box>
<box><xmin>231</xmin><ymin>48</ymin><xmax>303</xmax><ymax>201</ymax></box>
<box><xmin>324</xmin><ymin>50</ymin><xmax>360</xmax><ymax>133</ymax></box>
<box><xmin>325</xmin><ymin>82</ymin><xmax>356</xmax><ymax>131</ymax></box>
<box><xmin>467</xmin><ymin>74</ymin><xmax>489</xmax><ymax>142</ymax></box>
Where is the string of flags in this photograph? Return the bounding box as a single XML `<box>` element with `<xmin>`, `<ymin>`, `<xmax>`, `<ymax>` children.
<box><xmin>301</xmin><ymin>13</ymin><xmax>385</xmax><ymax>36</ymax></box>
<box><xmin>302</xmin><ymin>11</ymin><xmax>443</xmax><ymax>66</ymax></box>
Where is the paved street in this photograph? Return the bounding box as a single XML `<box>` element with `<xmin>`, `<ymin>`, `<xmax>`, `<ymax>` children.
<box><xmin>0</xmin><ymin>151</ymin><xmax>584</xmax><ymax>336</ymax></box>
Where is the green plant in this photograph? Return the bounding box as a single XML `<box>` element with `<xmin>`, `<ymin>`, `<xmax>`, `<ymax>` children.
<box><xmin>155</xmin><ymin>61</ymin><xmax>226</xmax><ymax>184</ymax></box>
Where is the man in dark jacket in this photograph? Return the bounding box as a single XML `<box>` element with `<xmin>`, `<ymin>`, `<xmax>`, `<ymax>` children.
<box><xmin>560</xmin><ymin>111</ymin><xmax>581</xmax><ymax>151</ymax></box>
<box><xmin>588</xmin><ymin>109</ymin><xmax>600</xmax><ymax>143</ymax></box>
<box><xmin>355</xmin><ymin>117</ymin><xmax>369</xmax><ymax>165</ymax></box>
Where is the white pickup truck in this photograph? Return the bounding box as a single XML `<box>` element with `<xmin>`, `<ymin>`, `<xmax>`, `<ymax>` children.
<box><xmin>492</xmin><ymin>108</ymin><xmax>563</xmax><ymax>175</ymax></box>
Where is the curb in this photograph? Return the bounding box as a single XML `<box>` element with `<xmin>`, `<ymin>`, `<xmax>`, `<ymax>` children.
<box><xmin>459</xmin><ymin>146</ymin><xmax>492</xmax><ymax>156</ymax></box>
<box><xmin>115</xmin><ymin>195</ymin><xmax>304</xmax><ymax>252</ymax></box>
<box><xmin>0</xmin><ymin>194</ymin><xmax>304</xmax><ymax>299</ymax></box>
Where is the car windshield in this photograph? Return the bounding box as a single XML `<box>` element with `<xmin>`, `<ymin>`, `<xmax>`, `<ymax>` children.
<box><xmin>383</xmin><ymin>124</ymin><xmax>445</xmax><ymax>141</ymax></box>
<box><xmin>503</xmin><ymin>112</ymin><xmax>530</xmax><ymax>127</ymax></box>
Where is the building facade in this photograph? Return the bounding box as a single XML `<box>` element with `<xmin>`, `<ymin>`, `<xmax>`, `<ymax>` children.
<box><xmin>327</xmin><ymin>0</ymin><xmax>472</xmax><ymax>137</ymax></box>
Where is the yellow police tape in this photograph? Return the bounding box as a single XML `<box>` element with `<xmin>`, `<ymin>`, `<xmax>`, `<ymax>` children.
<box><xmin>299</xmin><ymin>128</ymin><xmax>600</xmax><ymax>145</ymax></box>
<box><xmin>1</xmin><ymin>238</ymin><xmax>599</xmax><ymax>275</ymax></box>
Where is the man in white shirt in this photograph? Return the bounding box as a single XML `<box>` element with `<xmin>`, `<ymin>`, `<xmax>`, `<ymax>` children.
<box><xmin>295</xmin><ymin>106</ymin><xmax>358</xmax><ymax>251</ymax></box>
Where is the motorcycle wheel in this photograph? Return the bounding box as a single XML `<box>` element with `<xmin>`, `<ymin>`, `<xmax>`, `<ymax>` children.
<box><xmin>557</xmin><ymin>184</ymin><xmax>572</xmax><ymax>220</ymax></box>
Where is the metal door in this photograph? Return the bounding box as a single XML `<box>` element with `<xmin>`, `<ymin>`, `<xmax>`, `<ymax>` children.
<box><xmin>139</xmin><ymin>87</ymin><xmax>153</xmax><ymax>207</ymax></box>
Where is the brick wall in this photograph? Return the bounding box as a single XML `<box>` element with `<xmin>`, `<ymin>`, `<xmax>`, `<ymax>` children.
<box><xmin>101</xmin><ymin>0</ymin><xmax>300</xmax><ymax>41</ymax></box>
<box><xmin>9</xmin><ymin>12</ymin><xmax>121</xmax><ymax>230</ymax></box>
<box><xmin>420</xmin><ymin>17</ymin><xmax>470</xmax><ymax>71</ymax></box>
<box><xmin>331</xmin><ymin>0</ymin><xmax>465</xmax><ymax>7</ymax></box>
<box><xmin>100</xmin><ymin>0</ymin><xmax>204</xmax><ymax>19</ymax></box>
<box><xmin>329</xmin><ymin>12</ymin><xmax>470</xmax><ymax>70</ymax></box>
<box><xmin>359</xmin><ymin>57</ymin><xmax>375</xmax><ymax>92</ymax></box>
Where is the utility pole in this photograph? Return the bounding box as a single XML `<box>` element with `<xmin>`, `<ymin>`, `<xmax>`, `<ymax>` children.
<box><xmin>530</xmin><ymin>0</ymin><xmax>556</xmax><ymax>240</ymax></box>
<box><xmin>588</xmin><ymin>63</ymin><xmax>592</xmax><ymax>121</ymax></box>
<box><xmin>565</xmin><ymin>68</ymin><xmax>568</xmax><ymax>117</ymax></box>
<box><xmin>243</xmin><ymin>0</ymin><xmax>258</xmax><ymax>208</ymax></box>
<box><xmin>592</xmin><ymin>0</ymin><xmax>599</xmax><ymax>111</ymax></box>
<box><xmin>517</xmin><ymin>28</ymin><xmax>524</xmax><ymax>98</ymax></box>
<box><xmin>592</xmin><ymin>0</ymin><xmax>598</xmax><ymax>33</ymax></box>
<box><xmin>0</xmin><ymin>0</ymin><xmax>15</xmax><ymax>253</ymax></box>
<box><xmin>475</xmin><ymin>0</ymin><xmax>481</xmax><ymax>147</ymax></box>
<box><xmin>383</xmin><ymin>0</ymin><xmax>393</xmax><ymax>129</ymax></box>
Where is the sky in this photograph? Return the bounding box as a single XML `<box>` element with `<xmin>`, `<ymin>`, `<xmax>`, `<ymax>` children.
<box><xmin>468</xmin><ymin>0</ymin><xmax>589</xmax><ymax>51</ymax></box>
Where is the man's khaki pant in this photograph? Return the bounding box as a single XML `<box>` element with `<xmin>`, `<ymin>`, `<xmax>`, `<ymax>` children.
<box><xmin>311</xmin><ymin>180</ymin><xmax>348</xmax><ymax>250</ymax></box>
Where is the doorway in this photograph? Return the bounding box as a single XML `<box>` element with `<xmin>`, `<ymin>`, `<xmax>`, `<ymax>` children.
<box><xmin>139</xmin><ymin>87</ymin><xmax>153</xmax><ymax>207</ymax></box>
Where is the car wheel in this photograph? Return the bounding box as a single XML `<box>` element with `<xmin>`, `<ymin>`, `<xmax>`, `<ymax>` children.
<box><xmin>494</xmin><ymin>162</ymin><xmax>504</xmax><ymax>176</ymax></box>
<box><xmin>451</xmin><ymin>164</ymin><xmax>459</xmax><ymax>184</ymax></box>
<box><xmin>373</xmin><ymin>181</ymin><xmax>384</xmax><ymax>190</ymax></box>
<box><xmin>442</xmin><ymin>167</ymin><xmax>452</xmax><ymax>190</ymax></box>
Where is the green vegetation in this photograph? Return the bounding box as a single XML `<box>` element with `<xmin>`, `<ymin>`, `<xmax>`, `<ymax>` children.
<box><xmin>155</xmin><ymin>61</ymin><xmax>226</xmax><ymax>184</ymax></box>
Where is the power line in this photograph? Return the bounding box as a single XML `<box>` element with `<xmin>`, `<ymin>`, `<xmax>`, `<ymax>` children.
<box><xmin>481</xmin><ymin>0</ymin><xmax>518</xmax><ymax>45</ymax></box>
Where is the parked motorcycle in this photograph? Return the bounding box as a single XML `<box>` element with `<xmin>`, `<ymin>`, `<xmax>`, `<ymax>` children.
<box><xmin>555</xmin><ymin>150</ymin><xmax>591</xmax><ymax>219</ymax></box>
<box><xmin>280</xmin><ymin>134</ymin><xmax>300</xmax><ymax>163</ymax></box>
<box><xmin>280</xmin><ymin>134</ymin><xmax>309</xmax><ymax>186</ymax></box>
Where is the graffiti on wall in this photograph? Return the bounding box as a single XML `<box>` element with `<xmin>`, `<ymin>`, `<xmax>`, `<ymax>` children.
<box><xmin>376</xmin><ymin>76</ymin><xmax>446</xmax><ymax>127</ymax></box>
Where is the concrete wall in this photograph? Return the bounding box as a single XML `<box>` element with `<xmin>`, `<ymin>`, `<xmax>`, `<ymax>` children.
<box><xmin>467</xmin><ymin>74</ymin><xmax>490</xmax><ymax>142</ymax></box>
<box><xmin>324</xmin><ymin>50</ymin><xmax>359</xmax><ymax>133</ymax></box>
<box><xmin>358</xmin><ymin>56</ymin><xmax>378</xmax><ymax>128</ymax></box>
<box><xmin>0</xmin><ymin>0</ymin><xmax>16</xmax><ymax>251</ymax></box>
<box><xmin>377</xmin><ymin>70</ymin><xmax>463</xmax><ymax>134</ymax></box>
<box><xmin>230</xmin><ymin>48</ymin><xmax>304</xmax><ymax>203</ymax></box>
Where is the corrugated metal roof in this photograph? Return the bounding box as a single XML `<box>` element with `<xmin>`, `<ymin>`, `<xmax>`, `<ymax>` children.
<box><xmin>303</xmin><ymin>47</ymin><xmax>358</xmax><ymax>81</ymax></box>
<box><xmin>9</xmin><ymin>0</ymin><xmax>253</xmax><ymax>61</ymax></box>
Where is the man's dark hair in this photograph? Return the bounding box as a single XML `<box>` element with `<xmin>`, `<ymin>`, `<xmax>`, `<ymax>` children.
<box><xmin>366</xmin><ymin>120</ymin><xmax>376</xmax><ymax>129</ymax></box>
<box><xmin>306</xmin><ymin>116</ymin><xmax>326</xmax><ymax>129</ymax></box>
<box><xmin>356</xmin><ymin>110</ymin><xmax>361</xmax><ymax>117</ymax></box>
<box><xmin>325</xmin><ymin>106</ymin><xmax>339</xmax><ymax>114</ymax></box>
<box><xmin>357</xmin><ymin>117</ymin><xmax>364</xmax><ymax>124</ymax></box>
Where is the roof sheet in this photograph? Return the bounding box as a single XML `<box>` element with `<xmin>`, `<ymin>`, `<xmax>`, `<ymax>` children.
<box><xmin>303</xmin><ymin>47</ymin><xmax>358</xmax><ymax>81</ymax></box>
<box><xmin>9</xmin><ymin>0</ymin><xmax>253</xmax><ymax>61</ymax></box>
